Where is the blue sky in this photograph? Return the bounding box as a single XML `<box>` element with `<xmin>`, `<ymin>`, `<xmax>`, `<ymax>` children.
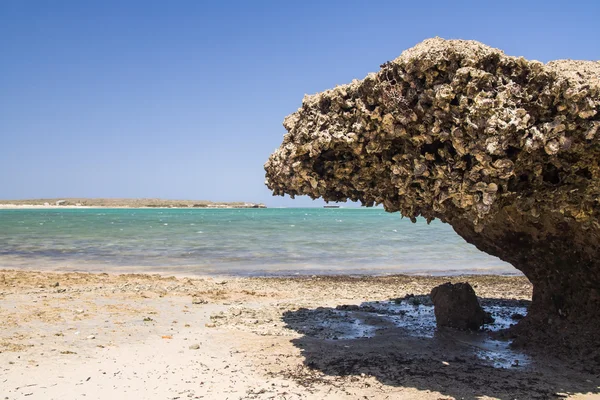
<box><xmin>1</xmin><ymin>0</ymin><xmax>598</xmax><ymax>207</ymax></box>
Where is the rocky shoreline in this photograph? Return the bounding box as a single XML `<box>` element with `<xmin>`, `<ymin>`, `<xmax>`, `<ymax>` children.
<box><xmin>1</xmin><ymin>269</ymin><xmax>597</xmax><ymax>399</ymax></box>
<box><xmin>265</xmin><ymin>38</ymin><xmax>600</xmax><ymax>359</ymax></box>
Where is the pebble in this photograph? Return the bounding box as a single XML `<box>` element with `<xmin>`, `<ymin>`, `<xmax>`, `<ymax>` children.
<box><xmin>189</xmin><ymin>344</ymin><xmax>200</xmax><ymax>350</ymax></box>
<box><xmin>86</xmin><ymin>335</ymin><xmax>95</xmax><ymax>340</ymax></box>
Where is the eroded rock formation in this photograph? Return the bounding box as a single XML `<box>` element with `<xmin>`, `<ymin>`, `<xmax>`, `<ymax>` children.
<box><xmin>265</xmin><ymin>38</ymin><xmax>600</xmax><ymax>358</ymax></box>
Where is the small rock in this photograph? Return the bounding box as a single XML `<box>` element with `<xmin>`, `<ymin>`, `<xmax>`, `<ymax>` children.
<box><xmin>192</xmin><ymin>297</ymin><xmax>208</xmax><ymax>305</ymax></box>
<box><xmin>189</xmin><ymin>344</ymin><xmax>200</xmax><ymax>350</ymax></box>
<box><xmin>86</xmin><ymin>335</ymin><xmax>95</xmax><ymax>340</ymax></box>
<box><xmin>430</xmin><ymin>282</ymin><xmax>492</xmax><ymax>331</ymax></box>
<box><xmin>335</xmin><ymin>304</ymin><xmax>360</xmax><ymax>311</ymax></box>
<box><xmin>52</xmin><ymin>282</ymin><xmax>60</xmax><ymax>287</ymax></box>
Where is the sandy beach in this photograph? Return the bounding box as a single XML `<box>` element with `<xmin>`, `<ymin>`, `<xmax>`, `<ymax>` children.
<box><xmin>1</xmin><ymin>269</ymin><xmax>597</xmax><ymax>399</ymax></box>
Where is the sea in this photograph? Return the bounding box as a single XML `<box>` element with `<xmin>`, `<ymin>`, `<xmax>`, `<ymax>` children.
<box><xmin>0</xmin><ymin>208</ymin><xmax>517</xmax><ymax>276</ymax></box>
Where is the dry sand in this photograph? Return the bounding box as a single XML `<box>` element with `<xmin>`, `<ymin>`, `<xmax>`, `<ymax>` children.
<box><xmin>0</xmin><ymin>270</ymin><xmax>598</xmax><ymax>399</ymax></box>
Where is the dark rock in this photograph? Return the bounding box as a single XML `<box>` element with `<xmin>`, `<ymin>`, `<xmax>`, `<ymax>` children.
<box><xmin>335</xmin><ymin>305</ymin><xmax>360</xmax><ymax>311</ymax></box>
<box><xmin>401</xmin><ymin>294</ymin><xmax>433</xmax><ymax>307</ymax></box>
<box><xmin>430</xmin><ymin>282</ymin><xmax>490</xmax><ymax>330</ymax></box>
<box><xmin>264</xmin><ymin>38</ymin><xmax>600</xmax><ymax>359</ymax></box>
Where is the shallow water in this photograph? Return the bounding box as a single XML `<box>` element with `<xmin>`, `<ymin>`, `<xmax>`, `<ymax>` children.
<box><xmin>291</xmin><ymin>298</ymin><xmax>530</xmax><ymax>369</ymax></box>
<box><xmin>0</xmin><ymin>208</ymin><xmax>516</xmax><ymax>276</ymax></box>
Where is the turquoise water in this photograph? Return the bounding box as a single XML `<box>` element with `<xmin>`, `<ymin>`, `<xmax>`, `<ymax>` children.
<box><xmin>0</xmin><ymin>208</ymin><xmax>516</xmax><ymax>276</ymax></box>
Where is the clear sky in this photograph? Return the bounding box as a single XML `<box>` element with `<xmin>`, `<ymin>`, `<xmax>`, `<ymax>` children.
<box><xmin>1</xmin><ymin>0</ymin><xmax>598</xmax><ymax>207</ymax></box>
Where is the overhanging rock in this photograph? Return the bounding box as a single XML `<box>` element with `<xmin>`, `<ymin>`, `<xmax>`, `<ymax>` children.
<box><xmin>265</xmin><ymin>38</ymin><xmax>600</xmax><ymax>358</ymax></box>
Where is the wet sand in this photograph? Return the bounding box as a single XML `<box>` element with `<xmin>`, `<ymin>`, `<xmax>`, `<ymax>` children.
<box><xmin>0</xmin><ymin>270</ymin><xmax>598</xmax><ymax>399</ymax></box>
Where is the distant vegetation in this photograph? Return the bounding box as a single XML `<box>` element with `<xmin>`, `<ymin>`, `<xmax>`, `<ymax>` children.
<box><xmin>0</xmin><ymin>198</ymin><xmax>266</xmax><ymax>208</ymax></box>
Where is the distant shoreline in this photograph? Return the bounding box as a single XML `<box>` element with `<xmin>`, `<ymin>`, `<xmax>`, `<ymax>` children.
<box><xmin>0</xmin><ymin>205</ymin><xmax>266</xmax><ymax>210</ymax></box>
<box><xmin>0</xmin><ymin>198</ymin><xmax>267</xmax><ymax>209</ymax></box>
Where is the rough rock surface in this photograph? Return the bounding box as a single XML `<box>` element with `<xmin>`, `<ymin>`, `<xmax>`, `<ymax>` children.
<box><xmin>265</xmin><ymin>38</ymin><xmax>600</xmax><ymax>359</ymax></box>
<box><xmin>430</xmin><ymin>282</ymin><xmax>490</xmax><ymax>330</ymax></box>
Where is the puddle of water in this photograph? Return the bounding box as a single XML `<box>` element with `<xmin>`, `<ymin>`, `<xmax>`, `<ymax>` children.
<box><xmin>320</xmin><ymin>298</ymin><xmax>531</xmax><ymax>369</ymax></box>
<box><xmin>314</xmin><ymin>310</ymin><xmax>378</xmax><ymax>339</ymax></box>
<box><xmin>482</xmin><ymin>305</ymin><xmax>528</xmax><ymax>331</ymax></box>
<box><xmin>474</xmin><ymin>339</ymin><xmax>530</xmax><ymax>369</ymax></box>
<box><xmin>290</xmin><ymin>308</ymin><xmax>378</xmax><ymax>340</ymax></box>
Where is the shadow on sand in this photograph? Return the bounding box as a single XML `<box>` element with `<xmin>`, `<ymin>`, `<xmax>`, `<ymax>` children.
<box><xmin>282</xmin><ymin>296</ymin><xmax>599</xmax><ymax>399</ymax></box>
